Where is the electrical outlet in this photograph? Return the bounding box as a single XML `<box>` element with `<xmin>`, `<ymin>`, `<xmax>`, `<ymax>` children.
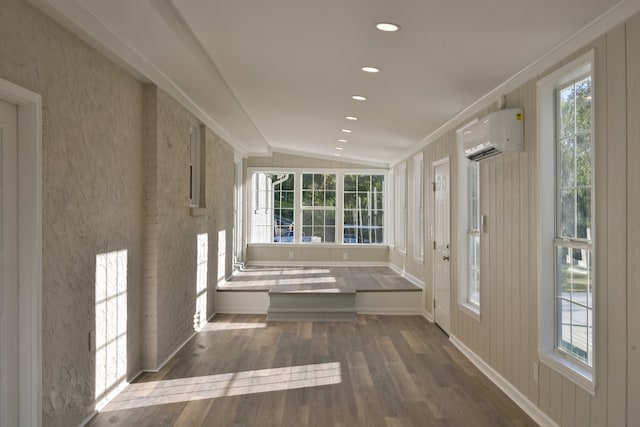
<box><xmin>533</xmin><ymin>362</ymin><xmax>539</xmax><ymax>383</ymax></box>
<box><xmin>342</xmin><ymin>252</ymin><xmax>348</xmax><ymax>260</ymax></box>
<box><xmin>288</xmin><ymin>251</ymin><xmax>294</xmax><ymax>259</ymax></box>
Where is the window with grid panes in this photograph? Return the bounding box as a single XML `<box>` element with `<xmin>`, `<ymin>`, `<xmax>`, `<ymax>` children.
<box><xmin>301</xmin><ymin>173</ymin><xmax>336</xmax><ymax>243</ymax></box>
<box><xmin>343</xmin><ymin>174</ymin><xmax>384</xmax><ymax>244</ymax></box>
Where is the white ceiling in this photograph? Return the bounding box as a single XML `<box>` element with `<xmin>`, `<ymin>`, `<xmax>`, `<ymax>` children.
<box><xmin>31</xmin><ymin>0</ymin><xmax>636</xmax><ymax>166</ymax></box>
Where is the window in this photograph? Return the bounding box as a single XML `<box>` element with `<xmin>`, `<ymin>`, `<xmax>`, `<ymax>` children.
<box><xmin>395</xmin><ymin>162</ymin><xmax>407</xmax><ymax>253</ymax></box>
<box><xmin>538</xmin><ymin>50</ymin><xmax>594</xmax><ymax>393</ymax></box>
<box><xmin>555</xmin><ymin>75</ymin><xmax>593</xmax><ymax>366</ymax></box>
<box><xmin>457</xmin><ymin>120</ymin><xmax>481</xmax><ymax>318</ymax></box>
<box><xmin>248</xmin><ymin>169</ymin><xmax>385</xmax><ymax>244</ymax></box>
<box><xmin>302</xmin><ymin>173</ymin><xmax>336</xmax><ymax>243</ymax></box>
<box><xmin>343</xmin><ymin>174</ymin><xmax>384</xmax><ymax>244</ymax></box>
<box><xmin>467</xmin><ymin>161</ymin><xmax>480</xmax><ymax>307</ymax></box>
<box><xmin>412</xmin><ymin>154</ymin><xmax>424</xmax><ymax>262</ymax></box>
<box><xmin>387</xmin><ymin>169</ymin><xmax>395</xmax><ymax>247</ymax></box>
<box><xmin>250</xmin><ymin>172</ymin><xmax>294</xmax><ymax>243</ymax></box>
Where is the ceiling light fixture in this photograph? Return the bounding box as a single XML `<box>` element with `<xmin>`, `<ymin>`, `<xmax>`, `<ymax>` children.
<box><xmin>376</xmin><ymin>22</ymin><xmax>399</xmax><ymax>32</ymax></box>
<box><xmin>345</xmin><ymin>116</ymin><xmax>358</xmax><ymax>121</ymax></box>
<box><xmin>361</xmin><ymin>66</ymin><xmax>380</xmax><ymax>73</ymax></box>
<box><xmin>338</xmin><ymin>139</ymin><xmax>348</xmax><ymax>143</ymax></box>
<box><xmin>352</xmin><ymin>95</ymin><xmax>367</xmax><ymax>101</ymax></box>
<box><xmin>334</xmin><ymin>153</ymin><xmax>342</xmax><ymax>157</ymax></box>
<box><xmin>341</xmin><ymin>129</ymin><xmax>352</xmax><ymax>133</ymax></box>
<box><xmin>336</xmin><ymin>147</ymin><xmax>344</xmax><ymax>150</ymax></box>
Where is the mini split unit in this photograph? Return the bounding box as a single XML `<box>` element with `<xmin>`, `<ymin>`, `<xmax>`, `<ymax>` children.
<box><xmin>457</xmin><ymin>108</ymin><xmax>524</xmax><ymax>161</ymax></box>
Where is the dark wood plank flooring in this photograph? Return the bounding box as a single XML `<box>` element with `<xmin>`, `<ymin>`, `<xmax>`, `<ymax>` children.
<box><xmin>218</xmin><ymin>266</ymin><xmax>421</xmax><ymax>292</ymax></box>
<box><xmin>88</xmin><ymin>315</ymin><xmax>536</xmax><ymax>427</ymax></box>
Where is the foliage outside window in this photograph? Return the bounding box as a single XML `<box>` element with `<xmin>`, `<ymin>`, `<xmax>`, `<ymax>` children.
<box><xmin>467</xmin><ymin>161</ymin><xmax>480</xmax><ymax>307</ymax></box>
<box><xmin>555</xmin><ymin>75</ymin><xmax>593</xmax><ymax>367</ymax></box>
<box><xmin>301</xmin><ymin>173</ymin><xmax>336</xmax><ymax>243</ymax></box>
<box><xmin>343</xmin><ymin>174</ymin><xmax>384</xmax><ymax>244</ymax></box>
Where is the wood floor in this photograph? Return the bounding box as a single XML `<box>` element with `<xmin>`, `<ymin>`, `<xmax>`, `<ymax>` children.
<box><xmin>88</xmin><ymin>315</ymin><xmax>536</xmax><ymax>427</ymax></box>
<box><xmin>218</xmin><ymin>266</ymin><xmax>421</xmax><ymax>292</ymax></box>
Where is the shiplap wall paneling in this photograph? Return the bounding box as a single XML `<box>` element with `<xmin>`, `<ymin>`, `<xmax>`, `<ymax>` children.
<box><xmin>562</xmin><ymin>377</ymin><xmax>577</xmax><ymax>427</ymax></box>
<box><xmin>605</xmin><ymin>24</ymin><xmax>628</xmax><ymax>427</ymax></box>
<box><xmin>627</xmin><ymin>12</ymin><xmax>640</xmax><ymax>426</ymax></box>
<box><xmin>525</xmin><ymin>80</ymin><xmax>539</xmax><ymax>405</ymax></box>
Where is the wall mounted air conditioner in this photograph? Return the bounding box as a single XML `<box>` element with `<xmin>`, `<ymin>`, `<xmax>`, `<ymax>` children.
<box><xmin>457</xmin><ymin>108</ymin><xmax>524</xmax><ymax>161</ymax></box>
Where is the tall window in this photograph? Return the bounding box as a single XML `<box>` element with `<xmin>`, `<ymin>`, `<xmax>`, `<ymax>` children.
<box><xmin>302</xmin><ymin>173</ymin><xmax>336</xmax><ymax>243</ymax></box>
<box><xmin>395</xmin><ymin>162</ymin><xmax>407</xmax><ymax>253</ymax></box>
<box><xmin>273</xmin><ymin>174</ymin><xmax>295</xmax><ymax>242</ymax></box>
<box><xmin>412</xmin><ymin>154</ymin><xmax>424</xmax><ymax>262</ymax></box>
<box><xmin>387</xmin><ymin>170</ymin><xmax>395</xmax><ymax>247</ymax></box>
<box><xmin>555</xmin><ymin>75</ymin><xmax>593</xmax><ymax>367</ymax></box>
<box><xmin>251</xmin><ymin>172</ymin><xmax>294</xmax><ymax>243</ymax></box>
<box><xmin>538</xmin><ymin>50</ymin><xmax>594</xmax><ymax>393</ymax></box>
<box><xmin>467</xmin><ymin>161</ymin><xmax>480</xmax><ymax>307</ymax></box>
<box><xmin>343</xmin><ymin>174</ymin><xmax>384</xmax><ymax>244</ymax></box>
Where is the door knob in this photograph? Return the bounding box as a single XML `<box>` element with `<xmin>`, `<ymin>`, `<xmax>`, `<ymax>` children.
<box><xmin>443</xmin><ymin>256</ymin><xmax>450</xmax><ymax>261</ymax></box>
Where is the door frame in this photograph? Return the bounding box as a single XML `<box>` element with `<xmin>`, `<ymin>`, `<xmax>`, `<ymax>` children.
<box><xmin>432</xmin><ymin>156</ymin><xmax>451</xmax><ymax>333</ymax></box>
<box><xmin>0</xmin><ymin>78</ymin><xmax>42</xmax><ymax>427</ymax></box>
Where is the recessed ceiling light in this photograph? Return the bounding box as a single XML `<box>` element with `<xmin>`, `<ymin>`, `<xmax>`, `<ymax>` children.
<box><xmin>338</xmin><ymin>139</ymin><xmax>348</xmax><ymax>143</ymax></box>
<box><xmin>341</xmin><ymin>129</ymin><xmax>352</xmax><ymax>133</ymax></box>
<box><xmin>345</xmin><ymin>116</ymin><xmax>358</xmax><ymax>121</ymax></box>
<box><xmin>336</xmin><ymin>147</ymin><xmax>344</xmax><ymax>150</ymax></box>
<box><xmin>361</xmin><ymin>66</ymin><xmax>380</xmax><ymax>73</ymax></box>
<box><xmin>334</xmin><ymin>153</ymin><xmax>342</xmax><ymax>157</ymax></box>
<box><xmin>352</xmin><ymin>95</ymin><xmax>367</xmax><ymax>101</ymax></box>
<box><xmin>376</xmin><ymin>22</ymin><xmax>399</xmax><ymax>32</ymax></box>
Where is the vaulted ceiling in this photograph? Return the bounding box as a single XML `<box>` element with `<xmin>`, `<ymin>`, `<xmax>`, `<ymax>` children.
<box><xmin>31</xmin><ymin>0</ymin><xmax>633</xmax><ymax>166</ymax></box>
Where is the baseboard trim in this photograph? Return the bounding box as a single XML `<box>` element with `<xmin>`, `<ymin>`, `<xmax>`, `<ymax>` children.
<box><xmin>449</xmin><ymin>335</ymin><xmax>558</xmax><ymax>427</ymax></box>
<box><xmin>78</xmin><ymin>410</ymin><xmax>97</xmax><ymax>427</ymax></box>
<box><xmin>388</xmin><ymin>263</ymin><xmax>425</xmax><ymax>289</ymax></box>
<box><xmin>422</xmin><ymin>310</ymin><xmax>434</xmax><ymax>322</ymax></box>
<box><xmin>142</xmin><ymin>312</ymin><xmax>215</xmax><ymax>373</ymax></box>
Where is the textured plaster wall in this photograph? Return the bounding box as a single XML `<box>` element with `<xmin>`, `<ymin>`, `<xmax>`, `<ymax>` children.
<box><xmin>0</xmin><ymin>0</ymin><xmax>144</xmax><ymax>425</ymax></box>
<box><xmin>148</xmin><ymin>88</ymin><xmax>235</xmax><ymax>367</ymax></box>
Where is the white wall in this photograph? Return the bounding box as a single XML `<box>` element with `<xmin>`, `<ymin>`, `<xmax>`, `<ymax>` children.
<box><xmin>390</xmin><ymin>13</ymin><xmax>640</xmax><ymax>426</ymax></box>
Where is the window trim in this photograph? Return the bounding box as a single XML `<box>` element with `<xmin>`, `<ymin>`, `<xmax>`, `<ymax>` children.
<box><xmin>247</xmin><ymin>167</ymin><xmax>387</xmax><ymax>246</ymax></box>
<box><xmin>537</xmin><ymin>50</ymin><xmax>595</xmax><ymax>395</ymax></box>
<box><xmin>456</xmin><ymin>121</ymin><xmax>481</xmax><ymax>320</ymax></box>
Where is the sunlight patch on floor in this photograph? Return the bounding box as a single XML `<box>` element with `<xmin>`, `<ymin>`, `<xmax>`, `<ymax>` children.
<box><xmin>102</xmin><ymin>362</ymin><xmax>342</xmax><ymax>412</ymax></box>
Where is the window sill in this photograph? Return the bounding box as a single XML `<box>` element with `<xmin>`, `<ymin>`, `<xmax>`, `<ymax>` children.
<box><xmin>190</xmin><ymin>206</ymin><xmax>208</xmax><ymax>216</ymax></box>
<box><xmin>539</xmin><ymin>350</ymin><xmax>595</xmax><ymax>396</ymax></box>
<box><xmin>458</xmin><ymin>302</ymin><xmax>480</xmax><ymax>321</ymax></box>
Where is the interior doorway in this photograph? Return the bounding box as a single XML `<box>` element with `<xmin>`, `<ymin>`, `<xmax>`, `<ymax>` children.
<box><xmin>0</xmin><ymin>78</ymin><xmax>43</xmax><ymax>427</ymax></box>
<box><xmin>0</xmin><ymin>98</ymin><xmax>18</xmax><ymax>427</ymax></box>
<box><xmin>433</xmin><ymin>157</ymin><xmax>451</xmax><ymax>335</ymax></box>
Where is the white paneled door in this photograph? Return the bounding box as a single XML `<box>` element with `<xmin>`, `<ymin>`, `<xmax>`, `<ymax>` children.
<box><xmin>433</xmin><ymin>158</ymin><xmax>451</xmax><ymax>335</ymax></box>
<box><xmin>0</xmin><ymin>99</ymin><xmax>18</xmax><ymax>427</ymax></box>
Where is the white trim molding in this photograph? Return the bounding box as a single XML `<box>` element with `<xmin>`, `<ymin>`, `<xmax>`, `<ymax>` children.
<box><xmin>450</xmin><ymin>336</ymin><xmax>559</xmax><ymax>427</ymax></box>
<box><xmin>537</xmin><ymin>50</ymin><xmax>596</xmax><ymax>395</ymax></box>
<box><xmin>0</xmin><ymin>77</ymin><xmax>43</xmax><ymax>427</ymax></box>
<box><xmin>388</xmin><ymin>263</ymin><xmax>425</xmax><ymax>289</ymax></box>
